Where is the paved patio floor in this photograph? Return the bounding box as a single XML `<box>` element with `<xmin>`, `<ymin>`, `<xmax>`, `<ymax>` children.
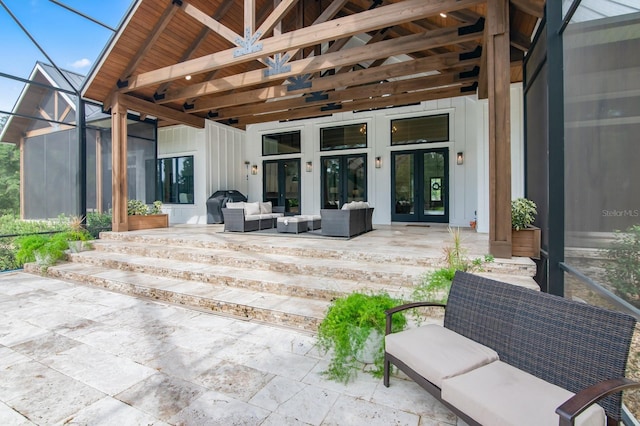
<box><xmin>0</xmin><ymin>271</ymin><xmax>465</xmax><ymax>426</ymax></box>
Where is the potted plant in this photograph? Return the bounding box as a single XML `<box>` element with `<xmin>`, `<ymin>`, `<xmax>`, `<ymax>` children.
<box><xmin>65</xmin><ymin>216</ymin><xmax>93</xmax><ymax>252</ymax></box>
<box><xmin>127</xmin><ymin>200</ymin><xmax>169</xmax><ymax>231</ymax></box>
<box><xmin>511</xmin><ymin>197</ymin><xmax>541</xmax><ymax>259</ymax></box>
<box><xmin>317</xmin><ymin>292</ymin><xmax>407</xmax><ymax>383</ymax></box>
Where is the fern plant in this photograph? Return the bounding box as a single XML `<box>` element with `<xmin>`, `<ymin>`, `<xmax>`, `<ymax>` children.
<box><xmin>317</xmin><ymin>292</ymin><xmax>406</xmax><ymax>383</ymax></box>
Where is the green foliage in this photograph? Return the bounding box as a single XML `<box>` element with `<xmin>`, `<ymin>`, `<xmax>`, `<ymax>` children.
<box><xmin>412</xmin><ymin>227</ymin><xmax>493</xmax><ymax>304</ymax></box>
<box><xmin>15</xmin><ymin>234</ymin><xmax>48</xmax><ymax>265</ymax></box>
<box><xmin>412</xmin><ymin>267</ymin><xmax>457</xmax><ymax>304</ymax></box>
<box><xmin>86</xmin><ymin>211</ymin><xmax>112</xmax><ymax>238</ymax></box>
<box><xmin>511</xmin><ymin>198</ymin><xmax>537</xmax><ymax>230</ymax></box>
<box><xmin>128</xmin><ymin>200</ymin><xmax>163</xmax><ymax>216</ymax></box>
<box><xmin>317</xmin><ymin>292</ymin><xmax>406</xmax><ymax>383</ymax></box>
<box><xmin>604</xmin><ymin>225</ymin><xmax>640</xmax><ymax>306</ymax></box>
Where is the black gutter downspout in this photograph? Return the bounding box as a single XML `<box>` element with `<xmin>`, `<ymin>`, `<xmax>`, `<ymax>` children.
<box><xmin>76</xmin><ymin>97</ymin><xmax>87</xmax><ymax>226</ymax></box>
<box><xmin>546</xmin><ymin>1</ymin><xmax>565</xmax><ymax>296</ymax></box>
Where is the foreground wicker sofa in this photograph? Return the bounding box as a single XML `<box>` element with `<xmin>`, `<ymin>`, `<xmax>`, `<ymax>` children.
<box><xmin>384</xmin><ymin>271</ymin><xmax>639</xmax><ymax>426</ymax></box>
<box><xmin>320</xmin><ymin>201</ymin><xmax>374</xmax><ymax>237</ymax></box>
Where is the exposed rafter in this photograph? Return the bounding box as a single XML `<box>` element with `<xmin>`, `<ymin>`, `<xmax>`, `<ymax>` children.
<box><xmin>117</xmin><ymin>0</ymin><xmax>483</xmax><ymax>92</ymax></box>
<box><xmin>81</xmin><ymin>0</ymin><xmax>540</xmax><ymax>128</ymax></box>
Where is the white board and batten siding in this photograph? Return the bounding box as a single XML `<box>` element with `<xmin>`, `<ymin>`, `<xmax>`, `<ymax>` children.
<box><xmin>158</xmin><ymin>121</ymin><xmax>246</xmax><ymax>224</ymax></box>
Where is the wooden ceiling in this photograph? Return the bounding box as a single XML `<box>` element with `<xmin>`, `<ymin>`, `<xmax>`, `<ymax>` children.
<box><xmin>82</xmin><ymin>0</ymin><xmax>544</xmax><ymax>129</ymax></box>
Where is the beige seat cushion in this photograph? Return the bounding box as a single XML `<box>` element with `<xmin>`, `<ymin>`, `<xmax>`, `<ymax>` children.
<box><xmin>441</xmin><ymin>361</ymin><xmax>605</xmax><ymax>426</ymax></box>
<box><xmin>385</xmin><ymin>324</ymin><xmax>498</xmax><ymax>388</ymax></box>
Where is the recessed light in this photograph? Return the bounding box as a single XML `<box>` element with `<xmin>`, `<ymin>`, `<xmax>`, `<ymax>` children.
<box><xmin>185</xmin><ymin>75</ymin><xmax>192</xmax><ymax>80</ymax></box>
<box><xmin>440</xmin><ymin>12</ymin><xmax>447</xmax><ymax>18</ymax></box>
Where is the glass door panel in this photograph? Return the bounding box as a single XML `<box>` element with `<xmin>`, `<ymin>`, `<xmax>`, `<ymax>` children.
<box><xmin>424</xmin><ymin>151</ymin><xmax>446</xmax><ymax>217</ymax></box>
<box><xmin>322</xmin><ymin>157</ymin><xmax>341</xmax><ymax>209</ymax></box>
<box><xmin>283</xmin><ymin>160</ymin><xmax>300</xmax><ymax>214</ymax></box>
<box><xmin>264</xmin><ymin>162</ymin><xmax>279</xmax><ymax>206</ymax></box>
<box><xmin>393</xmin><ymin>153</ymin><xmax>415</xmax><ymax>217</ymax></box>
<box><xmin>346</xmin><ymin>156</ymin><xmax>366</xmax><ymax>202</ymax></box>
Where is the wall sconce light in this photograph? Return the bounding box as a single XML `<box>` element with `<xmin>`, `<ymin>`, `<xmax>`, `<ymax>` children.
<box><xmin>375</xmin><ymin>156</ymin><xmax>382</xmax><ymax>169</ymax></box>
<box><xmin>306</xmin><ymin>161</ymin><xmax>313</xmax><ymax>172</ymax></box>
<box><xmin>456</xmin><ymin>152</ymin><xmax>464</xmax><ymax>165</ymax></box>
<box><xmin>251</xmin><ymin>164</ymin><xmax>258</xmax><ymax>175</ymax></box>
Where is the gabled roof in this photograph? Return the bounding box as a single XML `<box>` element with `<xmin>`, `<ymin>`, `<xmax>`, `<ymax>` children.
<box><xmin>1</xmin><ymin>62</ymin><xmax>106</xmax><ymax>144</ymax></box>
<box><xmin>82</xmin><ymin>0</ymin><xmax>543</xmax><ymax>130</ymax></box>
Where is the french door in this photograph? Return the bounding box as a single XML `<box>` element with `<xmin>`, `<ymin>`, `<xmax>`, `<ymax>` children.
<box><xmin>391</xmin><ymin>148</ymin><xmax>449</xmax><ymax>223</ymax></box>
<box><xmin>321</xmin><ymin>154</ymin><xmax>367</xmax><ymax>209</ymax></box>
<box><xmin>263</xmin><ymin>159</ymin><xmax>301</xmax><ymax>214</ymax></box>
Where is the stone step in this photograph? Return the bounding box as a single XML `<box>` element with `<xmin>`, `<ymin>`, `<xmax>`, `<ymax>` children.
<box><xmin>67</xmin><ymin>250</ymin><xmax>414</xmax><ymax>302</ymax></box>
<box><xmin>91</xmin><ymin>240</ymin><xmax>425</xmax><ymax>287</ymax></box>
<box><xmin>33</xmin><ymin>262</ymin><xmax>328</xmax><ymax>332</ymax></box>
<box><xmin>97</xmin><ymin>230</ymin><xmax>536</xmax><ymax>277</ymax></box>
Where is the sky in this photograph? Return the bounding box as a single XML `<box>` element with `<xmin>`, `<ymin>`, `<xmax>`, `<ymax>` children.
<box><xmin>0</xmin><ymin>0</ymin><xmax>133</xmax><ymax>113</ymax></box>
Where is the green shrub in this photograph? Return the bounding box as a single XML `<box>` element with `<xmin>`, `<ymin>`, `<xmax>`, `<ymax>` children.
<box><xmin>86</xmin><ymin>211</ymin><xmax>112</xmax><ymax>238</ymax></box>
<box><xmin>128</xmin><ymin>200</ymin><xmax>163</xmax><ymax>216</ymax></box>
<box><xmin>511</xmin><ymin>198</ymin><xmax>537</xmax><ymax>230</ymax></box>
<box><xmin>317</xmin><ymin>292</ymin><xmax>406</xmax><ymax>383</ymax></box>
<box><xmin>604</xmin><ymin>225</ymin><xmax>640</xmax><ymax>306</ymax></box>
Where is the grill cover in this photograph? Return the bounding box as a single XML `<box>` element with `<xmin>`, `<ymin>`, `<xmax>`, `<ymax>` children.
<box><xmin>206</xmin><ymin>190</ymin><xmax>247</xmax><ymax>224</ymax></box>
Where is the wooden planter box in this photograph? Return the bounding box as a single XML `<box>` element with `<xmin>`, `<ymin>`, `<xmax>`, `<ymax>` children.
<box><xmin>511</xmin><ymin>226</ymin><xmax>541</xmax><ymax>259</ymax></box>
<box><xmin>128</xmin><ymin>214</ymin><xmax>169</xmax><ymax>231</ymax></box>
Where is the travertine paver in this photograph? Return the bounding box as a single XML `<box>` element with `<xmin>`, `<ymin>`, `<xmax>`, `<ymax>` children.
<box><xmin>0</xmin><ymin>271</ymin><xmax>464</xmax><ymax>426</ymax></box>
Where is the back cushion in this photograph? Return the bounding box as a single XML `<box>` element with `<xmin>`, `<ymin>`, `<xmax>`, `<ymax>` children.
<box><xmin>244</xmin><ymin>202</ymin><xmax>261</xmax><ymax>216</ymax></box>
<box><xmin>505</xmin><ymin>290</ymin><xmax>636</xmax><ymax>421</ymax></box>
<box><xmin>260</xmin><ymin>201</ymin><xmax>272</xmax><ymax>214</ymax></box>
<box><xmin>444</xmin><ymin>272</ymin><xmax>525</xmax><ymax>359</ymax></box>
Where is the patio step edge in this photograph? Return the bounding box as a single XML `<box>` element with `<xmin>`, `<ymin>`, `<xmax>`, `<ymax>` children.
<box><xmin>28</xmin><ymin>262</ymin><xmax>326</xmax><ymax>332</ymax></box>
<box><xmin>66</xmin><ymin>250</ymin><xmax>413</xmax><ymax>302</ymax></box>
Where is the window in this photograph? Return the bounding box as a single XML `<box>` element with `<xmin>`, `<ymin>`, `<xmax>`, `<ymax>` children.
<box><xmin>320</xmin><ymin>123</ymin><xmax>367</xmax><ymax>151</ymax></box>
<box><xmin>391</xmin><ymin>114</ymin><xmax>449</xmax><ymax>146</ymax></box>
<box><xmin>262</xmin><ymin>131</ymin><xmax>301</xmax><ymax>156</ymax></box>
<box><xmin>157</xmin><ymin>156</ymin><xmax>194</xmax><ymax>204</ymax></box>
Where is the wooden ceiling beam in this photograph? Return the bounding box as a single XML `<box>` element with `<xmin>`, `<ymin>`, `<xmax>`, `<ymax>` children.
<box><xmin>161</xmin><ymin>25</ymin><xmax>482</xmax><ymax>103</ymax></box>
<box><xmin>120</xmin><ymin>0</ymin><xmax>483</xmax><ymax>92</ymax></box>
<box><xmin>120</xmin><ymin>94</ymin><xmax>205</xmax><ymax>128</ymax></box>
<box><xmin>191</xmin><ymin>49</ymin><xmax>479</xmax><ymax>113</ymax></box>
<box><xmin>256</xmin><ymin>0</ymin><xmax>300</xmax><ymax>39</ymax></box>
<box><xmin>245</xmin><ymin>0</ymin><xmax>255</xmax><ymax>33</ymax></box>
<box><xmin>180</xmin><ymin>1</ymin><xmax>240</xmax><ymax>45</ymax></box>
<box><xmin>510</xmin><ymin>0</ymin><xmax>544</xmax><ymax>19</ymax></box>
<box><xmin>232</xmin><ymin>84</ymin><xmax>471</xmax><ymax>126</ymax></box>
<box><xmin>215</xmin><ymin>69</ymin><xmax>477</xmax><ymax>119</ymax></box>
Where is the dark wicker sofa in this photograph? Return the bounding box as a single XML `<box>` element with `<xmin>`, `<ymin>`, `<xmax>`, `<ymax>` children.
<box><xmin>384</xmin><ymin>271</ymin><xmax>639</xmax><ymax>426</ymax></box>
<box><xmin>320</xmin><ymin>202</ymin><xmax>374</xmax><ymax>237</ymax></box>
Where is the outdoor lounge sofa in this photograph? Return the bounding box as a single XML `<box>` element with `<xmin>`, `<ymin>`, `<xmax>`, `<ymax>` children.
<box><xmin>384</xmin><ymin>271</ymin><xmax>639</xmax><ymax>426</ymax></box>
<box><xmin>320</xmin><ymin>201</ymin><xmax>374</xmax><ymax>237</ymax></box>
<box><xmin>221</xmin><ymin>201</ymin><xmax>283</xmax><ymax>232</ymax></box>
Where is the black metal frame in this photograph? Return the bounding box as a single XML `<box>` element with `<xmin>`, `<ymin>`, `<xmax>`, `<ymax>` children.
<box><xmin>320</xmin><ymin>153</ymin><xmax>368</xmax><ymax>209</ymax></box>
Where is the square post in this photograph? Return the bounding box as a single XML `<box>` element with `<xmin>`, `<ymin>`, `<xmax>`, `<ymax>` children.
<box><xmin>111</xmin><ymin>94</ymin><xmax>129</xmax><ymax>232</ymax></box>
<box><xmin>487</xmin><ymin>0</ymin><xmax>512</xmax><ymax>258</ymax></box>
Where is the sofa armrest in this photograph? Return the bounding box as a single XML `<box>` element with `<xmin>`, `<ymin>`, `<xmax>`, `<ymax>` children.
<box><xmin>385</xmin><ymin>302</ymin><xmax>447</xmax><ymax>335</ymax></box>
<box><xmin>556</xmin><ymin>378</ymin><xmax>640</xmax><ymax>426</ymax></box>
